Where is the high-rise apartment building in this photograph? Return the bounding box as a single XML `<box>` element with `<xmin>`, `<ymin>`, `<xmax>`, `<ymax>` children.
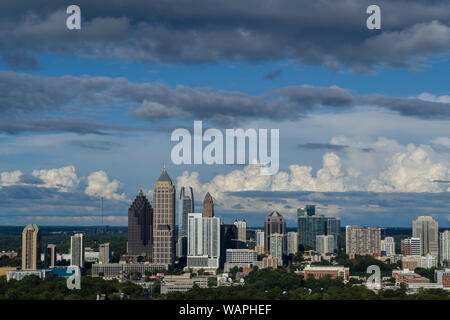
<box><xmin>187</xmin><ymin>213</ymin><xmax>221</xmax><ymax>269</ymax></box>
<box><xmin>202</xmin><ymin>192</ymin><xmax>214</xmax><ymax>217</ymax></box>
<box><xmin>298</xmin><ymin>211</ymin><xmax>324</xmax><ymax>250</ymax></box>
<box><xmin>22</xmin><ymin>224</ymin><xmax>41</xmax><ymax>270</ymax></box>
<box><xmin>70</xmin><ymin>233</ymin><xmax>85</xmax><ymax>268</ymax></box>
<box><xmin>99</xmin><ymin>243</ymin><xmax>111</xmax><ymax>264</ymax></box>
<box><xmin>316</xmin><ymin>235</ymin><xmax>335</xmax><ymax>254</ymax></box>
<box><xmin>381</xmin><ymin>237</ymin><xmax>396</xmax><ymax>256</ymax></box>
<box><xmin>152</xmin><ymin>167</ymin><xmax>176</xmax><ymax>267</ymax></box>
<box><xmin>440</xmin><ymin>231</ymin><xmax>450</xmax><ymax>265</ymax></box>
<box><xmin>234</xmin><ymin>220</ymin><xmax>247</xmax><ymax>243</ymax></box>
<box><xmin>255</xmin><ymin>229</ymin><xmax>265</xmax><ymax>254</ymax></box>
<box><xmin>401</xmin><ymin>237</ymin><xmax>421</xmax><ymax>256</ymax></box>
<box><xmin>270</xmin><ymin>233</ymin><xmax>284</xmax><ymax>266</ymax></box>
<box><xmin>44</xmin><ymin>244</ymin><xmax>56</xmax><ymax>268</ymax></box>
<box><xmin>287</xmin><ymin>232</ymin><xmax>298</xmax><ymax>255</ymax></box>
<box><xmin>177</xmin><ymin>186</ymin><xmax>194</xmax><ymax>257</ymax></box>
<box><xmin>127</xmin><ymin>190</ymin><xmax>153</xmax><ymax>258</ymax></box>
<box><xmin>345</xmin><ymin>226</ymin><xmax>381</xmax><ymax>259</ymax></box>
<box><xmin>264</xmin><ymin>211</ymin><xmax>286</xmax><ymax>254</ymax></box>
<box><xmin>325</xmin><ymin>217</ymin><xmax>341</xmax><ymax>251</ymax></box>
<box><xmin>413</xmin><ymin>216</ymin><xmax>439</xmax><ymax>257</ymax></box>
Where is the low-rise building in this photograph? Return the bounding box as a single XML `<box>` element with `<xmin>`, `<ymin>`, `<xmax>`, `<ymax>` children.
<box><xmin>303</xmin><ymin>265</ymin><xmax>349</xmax><ymax>281</ymax></box>
<box><xmin>261</xmin><ymin>255</ymin><xmax>278</xmax><ymax>269</ymax></box>
<box><xmin>91</xmin><ymin>263</ymin><xmax>167</xmax><ymax>277</ymax></box>
<box><xmin>6</xmin><ymin>270</ymin><xmax>50</xmax><ymax>281</ymax></box>
<box><xmin>392</xmin><ymin>269</ymin><xmax>430</xmax><ymax>286</ymax></box>
<box><xmin>401</xmin><ymin>254</ymin><xmax>437</xmax><ymax>270</ymax></box>
<box><xmin>160</xmin><ymin>274</ymin><xmax>209</xmax><ymax>294</ymax></box>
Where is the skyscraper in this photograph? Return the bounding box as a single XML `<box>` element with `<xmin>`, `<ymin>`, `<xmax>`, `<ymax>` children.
<box><xmin>22</xmin><ymin>224</ymin><xmax>41</xmax><ymax>270</ymax></box>
<box><xmin>234</xmin><ymin>220</ymin><xmax>247</xmax><ymax>243</ymax></box>
<box><xmin>440</xmin><ymin>231</ymin><xmax>450</xmax><ymax>265</ymax></box>
<box><xmin>127</xmin><ymin>190</ymin><xmax>153</xmax><ymax>258</ymax></box>
<box><xmin>177</xmin><ymin>186</ymin><xmax>194</xmax><ymax>257</ymax></box>
<box><xmin>187</xmin><ymin>213</ymin><xmax>221</xmax><ymax>269</ymax></box>
<box><xmin>297</xmin><ymin>205</ymin><xmax>340</xmax><ymax>252</ymax></box>
<box><xmin>270</xmin><ymin>233</ymin><xmax>284</xmax><ymax>266</ymax></box>
<box><xmin>297</xmin><ymin>208</ymin><xmax>324</xmax><ymax>250</ymax></box>
<box><xmin>70</xmin><ymin>233</ymin><xmax>85</xmax><ymax>268</ymax></box>
<box><xmin>99</xmin><ymin>243</ymin><xmax>111</xmax><ymax>264</ymax></box>
<box><xmin>287</xmin><ymin>232</ymin><xmax>298</xmax><ymax>255</ymax></box>
<box><xmin>152</xmin><ymin>167</ymin><xmax>176</xmax><ymax>267</ymax></box>
<box><xmin>202</xmin><ymin>192</ymin><xmax>214</xmax><ymax>217</ymax></box>
<box><xmin>412</xmin><ymin>216</ymin><xmax>439</xmax><ymax>257</ymax></box>
<box><xmin>255</xmin><ymin>229</ymin><xmax>265</xmax><ymax>254</ymax></box>
<box><xmin>264</xmin><ymin>211</ymin><xmax>286</xmax><ymax>254</ymax></box>
<box><xmin>44</xmin><ymin>244</ymin><xmax>56</xmax><ymax>268</ymax></box>
<box><xmin>345</xmin><ymin>226</ymin><xmax>381</xmax><ymax>259</ymax></box>
<box><xmin>316</xmin><ymin>235</ymin><xmax>335</xmax><ymax>254</ymax></box>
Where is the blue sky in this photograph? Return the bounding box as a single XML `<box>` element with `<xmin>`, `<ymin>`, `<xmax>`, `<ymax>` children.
<box><xmin>0</xmin><ymin>1</ymin><xmax>449</xmax><ymax>227</ymax></box>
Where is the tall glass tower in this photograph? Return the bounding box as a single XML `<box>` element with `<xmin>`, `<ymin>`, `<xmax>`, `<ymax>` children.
<box><xmin>177</xmin><ymin>186</ymin><xmax>194</xmax><ymax>257</ymax></box>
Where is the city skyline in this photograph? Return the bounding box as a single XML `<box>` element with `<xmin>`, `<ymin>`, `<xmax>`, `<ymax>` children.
<box><xmin>0</xmin><ymin>1</ymin><xmax>449</xmax><ymax>228</ymax></box>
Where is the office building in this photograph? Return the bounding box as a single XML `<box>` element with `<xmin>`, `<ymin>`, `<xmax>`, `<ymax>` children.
<box><xmin>99</xmin><ymin>243</ymin><xmax>111</xmax><ymax>264</ymax></box>
<box><xmin>439</xmin><ymin>231</ymin><xmax>450</xmax><ymax>265</ymax></box>
<box><xmin>264</xmin><ymin>211</ymin><xmax>286</xmax><ymax>254</ymax></box>
<box><xmin>401</xmin><ymin>237</ymin><xmax>421</xmax><ymax>256</ymax></box>
<box><xmin>22</xmin><ymin>224</ymin><xmax>41</xmax><ymax>270</ymax></box>
<box><xmin>270</xmin><ymin>233</ymin><xmax>284</xmax><ymax>266</ymax></box>
<box><xmin>127</xmin><ymin>190</ymin><xmax>153</xmax><ymax>258</ymax></box>
<box><xmin>177</xmin><ymin>186</ymin><xmax>194</xmax><ymax>257</ymax></box>
<box><xmin>316</xmin><ymin>235</ymin><xmax>335</xmax><ymax>254</ymax></box>
<box><xmin>224</xmin><ymin>249</ymin><xmax>258</xmax><ymax>272</ymax></box>
<box><xmin>287</xmin><ymin>232</ymin><xmax>298</xmax><ymax>255</ymax></box>
<box><xmin>261</xmin><ymin>255</ymin><xmax>278</xmax><ymax>269</ymax></box>
<box><xmin>345</xmin><ymin>226</ymin><xmax>381</xmax><ymax>259</ymax></box>
<box><xmin>44</xmin><ymin>244</ymin><xmax>57</xmax><ymax>268</ymax></box>
<box><xmin>202</xmin><ymin>192</ymin><xmax>214</xmax><ymax>217</ymax></box>
<box><xmin>187</xmin><ymin>213</ymin><xmax>221</xmax><ymax>270</ymax></box>
<box><xmin>234</xmin><ymin>220</ymin><xmax>247</xmax><ymax>243</ymax></box>
<box><xmin>381</xmin><ymin>237</ymin><xmax>395</xmax><ymax>256</ymax></box>
<box><xmin>412</xmin><ymin>216</ymin><xmax>439</xmax><ymax>257</ymax></box>
<box><xmin>153</xmin><ymin>167</ymin><xmax>176</xmax><ymax>267</ymax></box>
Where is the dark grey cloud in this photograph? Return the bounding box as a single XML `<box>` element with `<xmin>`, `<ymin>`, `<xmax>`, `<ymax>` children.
<box><xmin>225</xmin><ymin>190</ymin><xmax>450</xmax><ymax>227</ymax></box>
<box><xmin>1</xmin><ymin>71</ymin><xmax>450</xmax><ymax>134</ymax></box>
<box><xmin>297</xmin><ymin>143</ymin><xmax>349</xmax><ymax>151</ymax></box>
<box><xmin>264</xmin><ymin>69</ymin><xmax>282</xmax><ymax>80</ymax></box>
<box><xmin>69</xmin><ymin>140</ymin><xmax>121</xmax><ymax>151</ymax></box>
<box><xmin>1</xmin><ymin>1</ymin><xmax>450</xmax><ymax>71</ymax></box>
<box><xmin>18</xmin><ymin>174</ymin><xmax>43</xmax><ymax>185</ymax></box>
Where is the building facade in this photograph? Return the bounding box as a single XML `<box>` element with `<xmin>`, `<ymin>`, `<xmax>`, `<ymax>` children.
<box><xmin>152</xmin><ymin>167</ymin><xmax>176</xmax><ymax>267</ymax></box>
<box><xmin>269</xmin><ymin>233</ymin><xmax>284</xmax><ymax>266</ymax></box>
<box><xmin>177</xmin><ymin>186</ymin><xmax>194</xmax><ymax>258</ymax></box>
<box><xmin>303</xmin><ymin>265</ymin><xmax>349</xmax><ymax>281</ymax></box>
<box><xmin>127</xmin><ymin>190</ymin><xmax>153</xmax><ymax>258</ymax></box>
<box><xmin>99</xmin><ymin>243</ymin><xmax>111</xmax><ymax>264</ymax></box>
<box><xmin>44</xmin><ymin>244</ymin><xmax>56</xmax><ymax>268</ymax></box>
<box><xmin>401</xmin><ymin>237</ymin><xmax>421</xmax><ymax>256</ymax></box>
<box><xmin>439</xmin><ymin>231</ymin><xmax>450</xmax><ymax>265</ymax></box>
<box><xmin>316</xmin><ymin>235</ymin><xmax>335</xmax><ymax>254</ymax></box>
<box><xmin>234</xmin><ymin>220</ymin><xmax>247</xmax><ymax>243</ymax></box>
<box><xmin>202</xmin><ymin>192</ymin><xmax>214</xmax><ymax>218</ymax></box>
<box><xmin>412</xmin><ymin>216</ymin><xmax>439</xmax><ymax>257</ymax></box>
<box><xmin>287</xmin><ymin>232</ymin><xmax>298</xmax><ymax>255</ymax></box>
<box><xmin>264</xmin><ymin>211</ymin><xmax>286</xmax><ymax>254</ymax></box>
<box><xmin>187</xmin><ymin>213</ymin><xmax>221</xmax><ymax>269</ymax></box>
<box><xmin>255</xmin><ymin>229</ymin><xmax>265</xmax><ymax>254</ymax></box>
<box><xmin>70</xmin><ymin>233</ymin><xmax>85</xmax><ymax>268</ymax></box>
<box><xmin>345</xmin><ymin>226</ymin><xmax>381</xmax><ymax>259</ymax></box>
<box><xmin>381</xmin><ymin>237</ymin><xmax>396</xmax><ymax>256</ymax></box>
<box><xmin>22</xmin><ymin>224</ymin><xmax>41</xmax><ymax>270</ymax></box>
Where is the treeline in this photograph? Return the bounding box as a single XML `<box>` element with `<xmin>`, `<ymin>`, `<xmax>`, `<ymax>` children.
<box><xmin>0</xmin><ymin>275</ymin><xmax>145</xmax><ymax>300</ymax></box>
<box><xmin>161</xmin><ymin>268</ymin><xmax>450</xmax><ymax>300</ymax></box>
